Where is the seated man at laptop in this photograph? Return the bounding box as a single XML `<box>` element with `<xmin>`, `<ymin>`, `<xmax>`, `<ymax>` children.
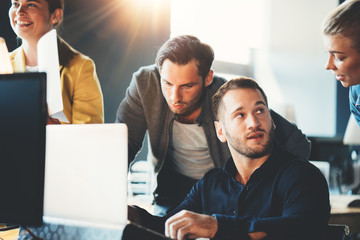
<box><xmin>117</xmin><ymin>35</ymin><xmax>311</xmax><ymax>215</ymax></box>
<box><xmin>128</xmin><ymin>77</ymin><xmax>330</xmax><ymax>240</ymax></box>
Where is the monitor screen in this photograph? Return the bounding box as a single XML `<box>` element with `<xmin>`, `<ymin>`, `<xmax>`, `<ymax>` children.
<box><xmin>0</xmin><ymin>72</ymin><xmax>47</xmax><ymax>227</ymax></box>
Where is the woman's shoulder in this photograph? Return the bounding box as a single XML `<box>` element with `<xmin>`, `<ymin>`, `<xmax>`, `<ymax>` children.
<box><xmin>62</xmin><ymin>48</ymin><xmax>95</xmax><ymax>72</ymax></box>
<box><xmin>58</xmin><ymin>37</ymin><xmax>94</xmax><ymax>67</ymax></box>
<box><xmin>350</xmin><ymin>84</ymin><xmax>360</xmax><ymax>95</ymax></box>
<box><xmin>68</xmin><ymin>51</ymin><xmax>93</xmax><ymax>65</ymax></box>
<box><xmin>9</xmin><ymin>46</ymin><xmax>22</xmax><ymax>60</ymax></box>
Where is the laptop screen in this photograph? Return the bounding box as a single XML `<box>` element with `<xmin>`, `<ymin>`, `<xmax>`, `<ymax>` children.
<box><xmin>0</xmin><ymin>72</ymin><xmax>47</xmax><ymax>226</ymax></box>
<box><xmin>43</xmin><ymin>123</ymin><xmax>128</xmax><ymax>229</ymax></box>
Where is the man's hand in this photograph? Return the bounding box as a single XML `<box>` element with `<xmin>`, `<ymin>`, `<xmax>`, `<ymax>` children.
<box><xmin>165</xmin><ymin>210</ymin><xmax>218</xmax><ymax>240</ymax></box>
<box><xmin>128</xmin><ymin>205</ymin><xmax>141</xmax><ymax>225</ymax></box>
<box><xmin>249</xmin><ymin>232</ymin><xmax>267</xmax><ymax>240</ymax></box>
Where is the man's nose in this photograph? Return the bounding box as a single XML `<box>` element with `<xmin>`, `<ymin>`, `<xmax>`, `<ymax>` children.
<box><xmin>246</xmin><ymin>114</ymin><xmax>260</xmax><ymax>129</ymax></box>
<box><xmin>170</xmin><ymin>87</ymin><xmax>182</xmax><ymax>102</ymax></box>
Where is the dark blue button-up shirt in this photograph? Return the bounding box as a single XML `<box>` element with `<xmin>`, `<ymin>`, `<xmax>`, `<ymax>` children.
<box><xmin>140</xmin><ymin>145</ymin><xmax>330</xmax><ymax>240</ymax></box>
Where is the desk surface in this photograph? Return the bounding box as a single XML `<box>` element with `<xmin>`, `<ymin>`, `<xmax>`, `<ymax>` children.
<box><xmin>12</xmin><ymin>195</ymin><xmax>360</xmax><ymax>239</ymax></box>
<box><xmin>330</xmin><ymin>194</ymin><xmax>360</xmax><ymax>213</ymax></box>
<box><xmin>17</xmin><ymin>223</ymin><xmax>124</xmax><ymax>240</ymax></box>
<box><xmin>330</xmin><ymin>194</ymin><xmax>360</xmax><ymax>235</ymax></box>
<box><xmin>0</xmin><ymin>228</ymin><xmax>19</xmax><ymax>240</ymax></box>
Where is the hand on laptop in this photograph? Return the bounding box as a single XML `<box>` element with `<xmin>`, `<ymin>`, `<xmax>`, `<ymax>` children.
<box><xmin>165</xmin><ymin>210</ymin><xmax>217</xmax><ymax>240</ymax></box>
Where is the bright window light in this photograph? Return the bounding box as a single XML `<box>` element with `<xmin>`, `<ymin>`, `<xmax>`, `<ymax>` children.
<box><xmin>170</xmin><ymin>0</ymin><xmax>264</xmax><ymax>65</ymax></box>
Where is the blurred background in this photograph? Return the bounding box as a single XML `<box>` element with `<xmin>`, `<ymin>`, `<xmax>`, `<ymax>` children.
<box><xmin>0</xmin><ymin>0</ymin><xmax>344</xmax><ymax>135</ymax></box>
<box><xmin>1</xmin><ymin>0</ymin><xmax>359</xmax><ymax>193</ymax></box>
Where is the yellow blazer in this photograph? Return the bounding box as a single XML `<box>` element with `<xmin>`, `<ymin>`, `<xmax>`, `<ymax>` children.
<box><xmin>10</xmin><ymin>46</ymin><xmax>104</xmax><ymax>124</ymax></box>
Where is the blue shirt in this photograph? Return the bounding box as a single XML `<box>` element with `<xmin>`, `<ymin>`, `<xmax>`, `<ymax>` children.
<box><xmin>350</xmin><ymin>85</ymin><xmax>360</xmax><ymax>127</ymax></box>
<box><xmin>139</xmin><ymin>145</ymin><xmax>330</xmax><ymax>240</ymax></box>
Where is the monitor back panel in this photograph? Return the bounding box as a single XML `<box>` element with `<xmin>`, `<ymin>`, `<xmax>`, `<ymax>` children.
<box><xmin>0</xmin><ymin>72</ymin><xmax>47</xmax><ymax>226</ymax></box>
<box><xmin>43</xmin><ymin>123</ymin><xmax>128</xmax><ymax>228</ymax></box>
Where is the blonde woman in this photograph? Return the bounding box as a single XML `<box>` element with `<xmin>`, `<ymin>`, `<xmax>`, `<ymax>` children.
<box><xmin>323</xmin><ymin>0</ymin><xmax>360</xmax><ymax>127</ymax></box>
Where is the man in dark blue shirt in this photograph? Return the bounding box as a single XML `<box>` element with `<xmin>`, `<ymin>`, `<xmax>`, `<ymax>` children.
<box><xmin>129</xmin><ymin>77</ymin><xmax>330</xmax><ymax>240</ymax></box>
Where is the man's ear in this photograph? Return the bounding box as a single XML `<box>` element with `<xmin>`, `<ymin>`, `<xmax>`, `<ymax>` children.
<box><xmin>204</xmin><ymin>70</ymin><xmax>214</xmax><ymax>87</ymax></box>
<box><xmin>270</xmin><ymin>114</ymin><xmax>276</xmax><ymax>130</ymax></box>
<box><xmin>215</xmin><ymin>121</ymin><xmax>227</xmax><ymax>143</ymax></box>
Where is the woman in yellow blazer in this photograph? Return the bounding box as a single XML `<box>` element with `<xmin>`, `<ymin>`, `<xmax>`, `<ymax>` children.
<box><xmin>8</xmin><ymin>0</ymin><xmax>104</xmax><ymax>124</ymax></box>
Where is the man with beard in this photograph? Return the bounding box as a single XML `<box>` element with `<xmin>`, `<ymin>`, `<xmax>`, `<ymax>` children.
<box><xmin>116</xmin><ymin>35</ymin><xmax>311</xmax><ymax>215</ymax></box>
<box><xmin>128</xmin><ymin>77</ymin><xmax>330</xmax><ymax>240</ymax></box>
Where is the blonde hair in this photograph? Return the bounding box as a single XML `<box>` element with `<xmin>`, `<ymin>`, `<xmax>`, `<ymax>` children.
<box><xmin>323</xmin><ymin>0</ymin><xmax>360</xmax><ymax>52</ymax></box>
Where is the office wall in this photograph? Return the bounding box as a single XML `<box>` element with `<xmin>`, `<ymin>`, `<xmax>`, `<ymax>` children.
<box><xmin>254</xmin><ymin>0</ymin><xmax>339</xmax><ymax>137</ymax></box>
<box><xmin>0</xmin><ymin>2</ymin><xmax>17</xmax><ymax>51</ymax></box>
<box><xmin>62</xmin><ymin>0</ymin><xmax>171</xmax><ymax>123</ymax></box>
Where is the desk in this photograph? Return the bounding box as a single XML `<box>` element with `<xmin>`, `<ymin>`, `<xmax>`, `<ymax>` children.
<box><xmin>15</xmin><ymin>195</ymin><xmax>360</xmax><ymax>239</ymax></box>
<box><xmin>330</xmin><ymin>195</ymin><xmax>360</xmax><ymax>235</ymax></box>
<box><xmin>14</xmin><ymin>197</ymin><xmax>152</xmax><ymax>240</ymax></box>
<box><xmin>17</xmin><ymin>223</ymin><xmax>124</xmax><ymax>240</ymax></box>
<box><xmin>0</xmin><ymin>227</ymin><xmax>19</xmax><ymax>240</ymax></box>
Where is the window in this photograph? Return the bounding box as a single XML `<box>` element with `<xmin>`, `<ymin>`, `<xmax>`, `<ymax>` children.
<box><xmin>170</xmin><ymin>0</ymin><xmax>339</xmax><ymax>137</ymax></box>
<box><xmin>170</xmin><ymin>0</ymin><xmax>264</xmax><ymax>65</ymax></box>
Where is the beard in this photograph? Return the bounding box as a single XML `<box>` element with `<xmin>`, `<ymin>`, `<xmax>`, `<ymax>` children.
<box><xmin>225</xmin><ymin>124</ymin><xmax>275</xmax><ymax>159</ymax></box>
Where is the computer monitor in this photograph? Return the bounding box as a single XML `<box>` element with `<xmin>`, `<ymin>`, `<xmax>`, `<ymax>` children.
<box><xmin>0</xmin><ymin>72</ymin><xmax>47</xmax><ymax>227</ymax></box>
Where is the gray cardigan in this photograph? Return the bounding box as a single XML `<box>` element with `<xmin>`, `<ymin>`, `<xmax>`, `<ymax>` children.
<box><xmin>116</xmin><ymin>64</ymin><xmax>311</xmax><ymax>174</ymax></box>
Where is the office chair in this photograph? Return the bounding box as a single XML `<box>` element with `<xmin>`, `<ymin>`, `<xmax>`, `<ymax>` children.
<box><xmin>326</xmin><ymin>224</ymin><xmax>351</xmax><ymax>240</ymax></box>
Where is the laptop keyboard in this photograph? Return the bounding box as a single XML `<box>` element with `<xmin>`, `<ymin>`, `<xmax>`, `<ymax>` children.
<box><xmin>17</xmin><ymin>222</ymin><xmax>123</xmax><ymax>240</ymax></box>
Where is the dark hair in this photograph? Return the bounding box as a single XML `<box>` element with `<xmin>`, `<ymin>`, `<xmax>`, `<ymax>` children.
<box><xmin>155</xmin><ymin>35</ymin><xmax>214</xmax><ymax>80</ymax></box>
<box><xmin>212</xmin><ymin>77</ymin><xmax>268</xmax><ymax>121</ymax></box>
<box><xmin>57</xmin><ymin>36</ymin><xmax>78</xmax><ymax>67</ymax></box>
<box><xmin>46</xmin><ymin>0</ymin><xmax>64</xmax><ymax>13</ymax></box>
<box><xmin>323</xmin><ymin>0</ymin><xmax>360</xmax><ymax>52</ymax></box>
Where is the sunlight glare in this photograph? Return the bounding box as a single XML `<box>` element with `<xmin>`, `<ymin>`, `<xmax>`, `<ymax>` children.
<box><xmin>170</xmin><ymin>0</ymin><xmax>264</xmax><ymax>65</ymax></box>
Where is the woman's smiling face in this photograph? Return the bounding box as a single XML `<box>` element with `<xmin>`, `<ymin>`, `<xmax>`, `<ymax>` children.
<box><xmin>9</xmin><ymin>0</ymin><xmax>56</xmax><ymax>44</ymax></box>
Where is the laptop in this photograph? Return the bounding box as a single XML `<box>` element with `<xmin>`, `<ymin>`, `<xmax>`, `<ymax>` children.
<box><xmin>43</xmin><ymin>124</ymin><xmax>128</xmax><ymax>230</ymax></box>
<box><xmin>19</xmin><ymin>123</ymin><xmax>174</xmax><ymax>240</ymax></box>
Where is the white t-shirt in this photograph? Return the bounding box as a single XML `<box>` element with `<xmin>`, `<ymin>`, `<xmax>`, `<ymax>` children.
<box><xmin>25</xmin><ymin>65</ymin><xmax>38</xmax><ymax>72</ymax></box>
<box><xmin>167</xmin><ymin>120</ymin><xmax>214</xmax><ymax>180</ymax></box>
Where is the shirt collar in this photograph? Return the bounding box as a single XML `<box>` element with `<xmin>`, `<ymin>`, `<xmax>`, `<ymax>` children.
<box><xmin>223</xmin><ymin>143</ymin><xmax>283</xmax><ymax>181</ymax></box>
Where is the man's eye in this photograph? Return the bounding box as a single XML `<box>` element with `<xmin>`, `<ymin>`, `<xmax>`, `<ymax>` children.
<box><xmin>256</xmin><ymin>108</ymin><xmax>264</xmax><ymax>114</ymax></box>
<box><xmin>236</xmin><ymin>113</ymin><xmax>244</xmax><ymax>118</ymax></box>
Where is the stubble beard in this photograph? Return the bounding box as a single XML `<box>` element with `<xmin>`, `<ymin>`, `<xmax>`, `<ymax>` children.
<box><xmin>226</xmin><ymin>125</ymin><xmax>275</xmax><ymax>159</ymax></box>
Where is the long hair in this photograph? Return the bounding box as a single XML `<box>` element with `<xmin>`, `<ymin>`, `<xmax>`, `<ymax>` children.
<box><xmin>57</xmin><ymin>37</ymin><xmax>78</xmax><ymax>68</ymax></box>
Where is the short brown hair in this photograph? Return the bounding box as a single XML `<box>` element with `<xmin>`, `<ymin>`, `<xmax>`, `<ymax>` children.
<box><xmin>155</xmin><ymin>35</ymin><xmax>214</xmax><ymax>80</ymax></box>
<box><xmin>323</xmin><ymin>0</ymin><xmax>360</xmax><ymax>52</ymax></box>
<box><xmin>212</xmin><ymin>77</ymin><xmax>268</xmax><ymax>121</ymax></box>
